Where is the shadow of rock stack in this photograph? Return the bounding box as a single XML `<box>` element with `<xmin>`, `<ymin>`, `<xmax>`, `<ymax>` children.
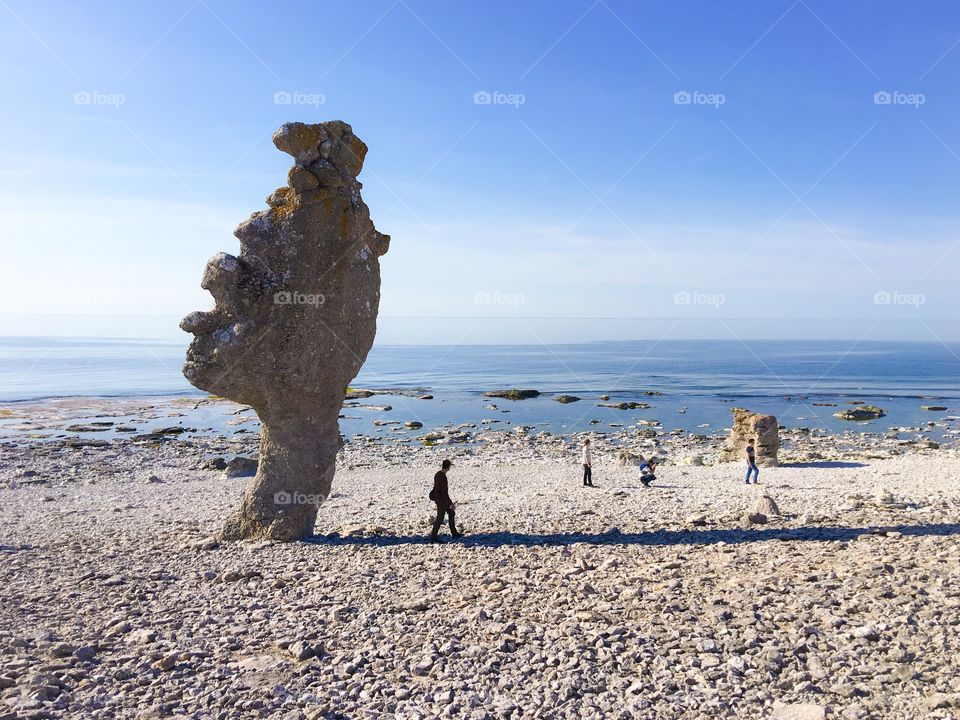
<box><xmin>719</xmin><ymin>407</ymin><xmax>780</xmax><ymax>466</ymax></box>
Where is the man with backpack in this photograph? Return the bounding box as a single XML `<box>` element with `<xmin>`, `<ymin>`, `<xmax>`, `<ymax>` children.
<box><xmin>430</xmin><ymin>459</ymin><xmax>462</xmax><ymax>543</ymax></box>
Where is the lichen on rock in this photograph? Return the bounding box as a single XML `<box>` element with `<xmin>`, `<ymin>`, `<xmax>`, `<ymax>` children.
<box><xmin>181</xmin><ymin>120</ymin><xmax>389</xmax><ymax>541</ymax></box>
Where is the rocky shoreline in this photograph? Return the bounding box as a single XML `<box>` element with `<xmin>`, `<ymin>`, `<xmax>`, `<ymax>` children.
<box><xmin>1</xmin><ymin>399</ymin><xmax>960</xmax><ymax>719</ymax></box>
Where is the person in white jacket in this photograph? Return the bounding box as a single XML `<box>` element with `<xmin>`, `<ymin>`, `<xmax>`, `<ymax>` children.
<box><xmin>581</xmin><ymin>437</ymin><xmax>594</xmax><ymax>487</ymax></box>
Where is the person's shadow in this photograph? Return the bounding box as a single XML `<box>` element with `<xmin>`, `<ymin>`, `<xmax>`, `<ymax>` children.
<box><xmin>304</xmin><ymin>522</ymin><xmax>960</xmax><ymax>548</ymax></box>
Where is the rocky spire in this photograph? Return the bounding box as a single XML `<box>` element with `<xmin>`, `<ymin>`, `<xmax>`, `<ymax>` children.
<box><xmin>181</xmin><ymin>121</ymin><xmax>390</xmax><ymax>540</ymax></box>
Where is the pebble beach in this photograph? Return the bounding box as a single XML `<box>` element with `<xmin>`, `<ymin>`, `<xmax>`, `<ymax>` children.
<box><xmin>2</xmin><ymin>397</ymin><xmax>960</xmax><ymax>719</ymax></box>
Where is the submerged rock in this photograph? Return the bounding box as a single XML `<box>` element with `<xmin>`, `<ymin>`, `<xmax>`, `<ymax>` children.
<box><xmin>554</xmin><ymin>395</ymin><xmax>581</xmax><ymax>404</ymax></box>
<box><xmin>834</xmin><ymin>405</ymin><xmax>886</xmax><ymax>421</ymax></box>
<box><xmin>484</xmin><ymin>389</ymin><xmax>540</xmax><ymax>400</ymax></box>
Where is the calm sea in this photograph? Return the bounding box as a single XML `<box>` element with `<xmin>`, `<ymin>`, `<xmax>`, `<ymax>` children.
<box><xmin>0</xmin><ymin>337</ymin><xmax>958</xmax><ymax>437</ymax></box>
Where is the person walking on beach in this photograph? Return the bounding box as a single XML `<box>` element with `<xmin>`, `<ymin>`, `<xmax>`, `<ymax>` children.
<box><xmin>430</xmin><ymin>459</ymin><xmax>462</xmax><ymax>543</ymax></box>
<box><xmin>582</xmin><ymin>438</ymin><xmax>594</xmax><ymax>487</ymax></box>
<box><xmin>745</xmin><ymin>439</ymin><xmax>760</xmax><ymax>484</ymax></box>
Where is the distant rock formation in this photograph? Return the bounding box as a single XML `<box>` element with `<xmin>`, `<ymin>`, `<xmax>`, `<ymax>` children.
<box><xmin>181</xmin><ymin>120</ymin><xmax>389</xmax><ymax>541</ymax></box>
<box><xmin>719</xmin><ymin>408</ymin><xmax>779</xmax><ymax>466</ymax></box>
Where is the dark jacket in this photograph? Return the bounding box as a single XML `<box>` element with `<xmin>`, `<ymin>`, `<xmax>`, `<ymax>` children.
<box><xmin>433</xmin><ymin>470</ymin><xmax>451</xmax><ymax>508</ymax></box>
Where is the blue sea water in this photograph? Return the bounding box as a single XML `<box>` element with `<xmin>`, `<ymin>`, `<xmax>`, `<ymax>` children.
<box><xmin>0</xmin><ymin>336</ymin><xmax>958</xmax><ymax>438</ymax></box>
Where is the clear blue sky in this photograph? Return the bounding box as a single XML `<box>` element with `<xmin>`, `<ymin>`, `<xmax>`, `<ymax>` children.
<box><xmin>1</xmin><ymin>0</ymin><xmax>958</xmax><ymax>344</ymax></box>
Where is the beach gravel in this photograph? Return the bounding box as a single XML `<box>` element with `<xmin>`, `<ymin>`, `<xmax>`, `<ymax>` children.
<box><xmin>1</xmin><ymin>432</ymin><xmax>959</xmax><ymax>719</ymax></box>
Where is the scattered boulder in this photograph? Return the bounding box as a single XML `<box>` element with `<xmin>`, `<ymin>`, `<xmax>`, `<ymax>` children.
<box><xmin>616</xmin><ymin>450</ymin><xmax>642</xmax><ymax>466</ymax></box>
<box><xmin>224</xmin><ymin>456</ymin><xmax>258</xmax><ymax>478</ymax></box>
<box><xmin>921</xmin><ymin>405</ymin><xmax>947</xmax><ymax>411</ymax></box>
<box><xmin>73</xmin><ymin>645</ymin><xmax>97</xmax><ymax>662</ymax></box>
<box><xmin>201</xmin><ymin>457</ymin><xmax>227</xmax><ymax>471</ymax></box>
<box><xmin>288</xmin><ymin>641</ymin><xmax>317</xmax><ymax>661</ymax></box>
<box><xmin>754</xmin><ymin>493</ymin><xmax>780</xmax><ymax>517</ymax></box>
<box><xmin>744</xmin><ymin>512</ymin><xmax>768</xmax><ymax>525</ymax></box>
<box><xmin>719</xmin><ymin>408</ymin><xmax>779</xmax><ymax>466</ymax></box>
<box><xmin>404</xmin><ymin>421</ymin><xmax>423</xmax><ymax>429</ymax></box>
<box><xmin>48</xmin><ymin>643</ymin><xmax>77</xmax><ymax>658</ymax></box>
<box><xmin>834</xmin><ymin>405</ymin><xmax>886</xmax><ymax>421</ymax></box>
<box><xmin>153</xmin><ymin>653</ymin><xmax>179</xmax><ymax>672</ymax></box>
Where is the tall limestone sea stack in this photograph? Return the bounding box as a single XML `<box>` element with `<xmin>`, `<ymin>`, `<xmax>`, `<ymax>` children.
<box><xmin>719</xmin><ymin>407</ymin><xmax>780</xmax><ymax>466</ymax></box>
<box><xmin>181</xmin><ymin>121</ymin><xmax>390</xmax><ymax>541</ymax></box>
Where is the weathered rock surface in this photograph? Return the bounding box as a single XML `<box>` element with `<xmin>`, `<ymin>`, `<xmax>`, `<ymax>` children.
<box><xmin>181</xmin><ymin>120</ymin><xmax>389</xmax><ymax>540</ymax></box>
<box><xmin>719</xmin><ymin>407</ymin><xmax>780</xmax><ymax>466</ymax></box>
<box><xmin>754</xmin><ymin>492</ymin><xmax>781</xmax><ymax>516</ymax></box>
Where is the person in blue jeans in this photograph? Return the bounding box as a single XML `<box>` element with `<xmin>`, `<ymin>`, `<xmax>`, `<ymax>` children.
<box><xmin>745</xmin><ymin>439</ymin><xmax>760</xmax><ymax>484</ymax></box>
